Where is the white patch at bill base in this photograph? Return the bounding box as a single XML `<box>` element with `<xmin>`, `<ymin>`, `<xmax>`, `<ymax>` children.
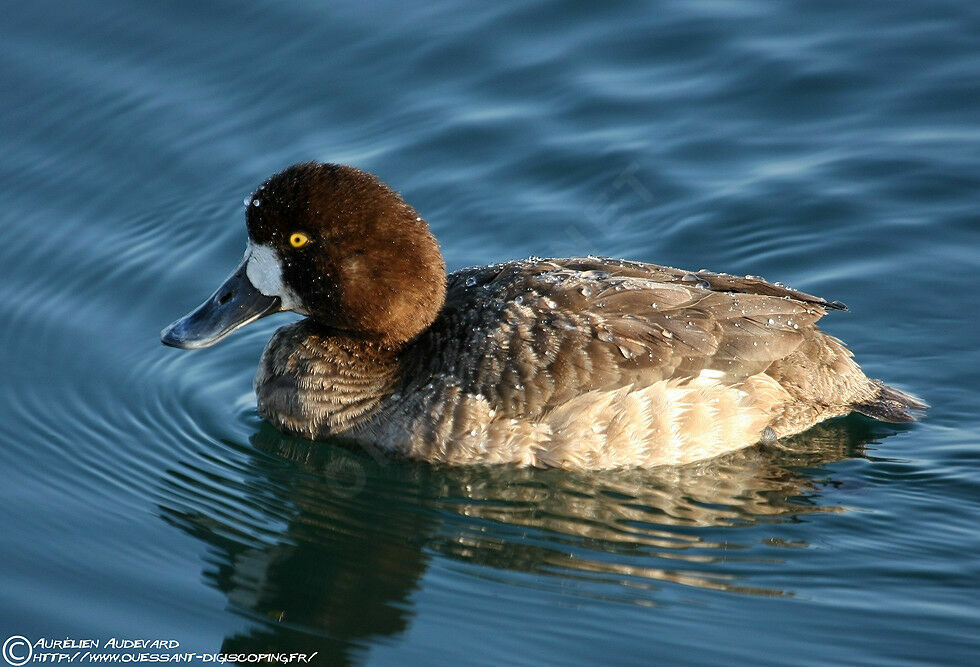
<box><xmin>245</xmin><ymin>242</ymin><xmax>304</xmax><ymax>311</ymax></box>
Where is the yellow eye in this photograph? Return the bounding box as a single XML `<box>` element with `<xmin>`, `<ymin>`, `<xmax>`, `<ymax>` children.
<box><xmin>289</xmin><ymin>232</ymin><xmax>309</xmax><ymax>248</ymax></box>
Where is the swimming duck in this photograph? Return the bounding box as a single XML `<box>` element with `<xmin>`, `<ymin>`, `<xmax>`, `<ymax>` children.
<box><xmin>161</xmin><ymin>162</ymin><xmax>925</xmax><ymax>469</ymax></box>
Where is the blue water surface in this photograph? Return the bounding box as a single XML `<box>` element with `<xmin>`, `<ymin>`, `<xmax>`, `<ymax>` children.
<box><xmin>1</xmin><ymin>1</ymin><xmax>978</xmax><ymax>665</ymax></box>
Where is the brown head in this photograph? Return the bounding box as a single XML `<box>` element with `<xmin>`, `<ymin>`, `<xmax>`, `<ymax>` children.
<box><xmin>161</xmin><ymin>163</ymin><xmax>446</xmax><ymax>349</ymax></box>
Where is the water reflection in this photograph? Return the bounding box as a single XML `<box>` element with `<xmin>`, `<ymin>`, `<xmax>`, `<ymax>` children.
<box><xmin>159</xmin><ymin>417</ymin><xmax>901</xmax><ymax>660</ymax></box>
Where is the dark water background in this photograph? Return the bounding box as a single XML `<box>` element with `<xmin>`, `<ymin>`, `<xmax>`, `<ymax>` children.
<box><xmin>2</xmin><ymin>1</ymin><xmax>979</xmax><ymax>664</ymax></box>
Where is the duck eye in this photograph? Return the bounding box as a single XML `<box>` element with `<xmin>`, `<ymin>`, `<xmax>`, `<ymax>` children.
<box><xmin>289</xmin><ymin>232</ymin><xmax>309</xmax><ymax>248</ymax></box>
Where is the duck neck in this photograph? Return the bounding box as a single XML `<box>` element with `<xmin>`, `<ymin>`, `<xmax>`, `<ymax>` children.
<box><xmin>255</xmin><ymin>319</ymin><xmax>403</xmax><ymax>438</ymax></box>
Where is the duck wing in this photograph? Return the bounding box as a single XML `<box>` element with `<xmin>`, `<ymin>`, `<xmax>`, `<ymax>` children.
<box><xmin>406</xmin><ymin>257</ymin><xmax>844</xmax><ymax>418</ymax></box>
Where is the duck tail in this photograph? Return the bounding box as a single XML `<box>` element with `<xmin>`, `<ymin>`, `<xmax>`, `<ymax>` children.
<box><xmin>852</xmin><ymin>379</ymin><xmax>928</xmax><ymax>423</ymax></box>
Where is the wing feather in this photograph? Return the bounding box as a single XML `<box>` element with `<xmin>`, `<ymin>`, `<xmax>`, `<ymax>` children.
<box><xmin>404</xmin><ymin>257</ymin><xmax>839</xmax><ymax>418</ymax></box>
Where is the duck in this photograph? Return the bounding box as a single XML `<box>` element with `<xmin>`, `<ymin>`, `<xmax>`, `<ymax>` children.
<box><xmin>161</xmin><ymin>162</ymin><xmax>926</xmax><ymax>469</ymax></box>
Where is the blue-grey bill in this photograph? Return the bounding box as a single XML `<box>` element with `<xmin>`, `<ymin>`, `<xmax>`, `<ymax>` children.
<box><xmin>160</xmin><ymin>259</ymin><xmax>282</xmax><ymax>349</ymax></box>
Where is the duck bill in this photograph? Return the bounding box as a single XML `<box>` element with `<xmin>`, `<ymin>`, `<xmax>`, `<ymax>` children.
<box><xmin>161</xmin><ymin>258</ymin><xmax>282</xmax><ymax>349</ymax></box>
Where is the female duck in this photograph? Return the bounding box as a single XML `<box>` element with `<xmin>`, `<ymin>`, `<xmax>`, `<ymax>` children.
<box><xmin>162</xmin><ymin>163</ymin><xmax>924</xmax><ymax>469</ymax></box>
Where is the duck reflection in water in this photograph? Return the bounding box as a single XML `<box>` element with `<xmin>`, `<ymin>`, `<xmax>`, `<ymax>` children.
<box><xmin>159</xmin><ymin>417</ymin><xmax>906</xmax><ymax>661</ymax></box>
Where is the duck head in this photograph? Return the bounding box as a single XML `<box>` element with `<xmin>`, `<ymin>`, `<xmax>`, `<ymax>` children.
<box><xmin>161</xmin><ymin>163</ymin><xmax>446</xmax><ymax>349</ymax></box>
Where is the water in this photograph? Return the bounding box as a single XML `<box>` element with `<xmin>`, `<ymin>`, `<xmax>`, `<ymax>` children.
<box><xmin>1</xmin><ymin>1</ymin><xmax>978</xmax><ymax>664</ymax></box>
